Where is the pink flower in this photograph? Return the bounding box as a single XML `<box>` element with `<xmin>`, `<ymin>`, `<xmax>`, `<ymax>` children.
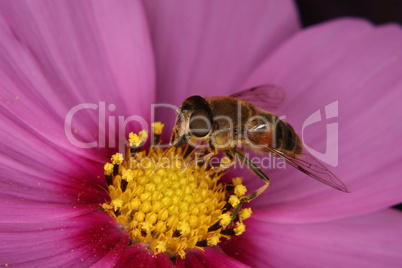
<box><xmin>1</xmin><ymin>0</ymin><xmax>401</xmax><ymax>267</ymax></box>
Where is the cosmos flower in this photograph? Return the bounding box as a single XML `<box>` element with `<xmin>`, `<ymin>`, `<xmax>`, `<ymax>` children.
<box><xmin>0</xmin><ymin>0</ymin><xmax>401</xmax><ymax>267</ymax></box>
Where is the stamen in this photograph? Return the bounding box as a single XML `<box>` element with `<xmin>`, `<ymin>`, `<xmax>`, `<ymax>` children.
<box><xmin>234</xmin><ymin>222</ymin><xmax>246</xmax><ymax>235</ymax></box>
<box><xmin>102</xmin><ymin>124</ymin><xmax>252</xmax><ymax>258</ymax></box>
<box><xmin>207</xmin><ymin>235</ymin><xmax>220</xmax><ymax>246</ymax></box>
<box><xmin>220</xmin><ymin>222</ymin><xmax>245</xmax><ymax>236</ymax></box>
<box><xmin>228</xmin><ymin>195</ymin><xmax>240</xmax><ymax>208</ymax></box>
<box><xmin>232</xmin><ymin>177</ymin><xmax>243</xmax><ymax>185</ymax></box>
<box><xmin>234</xmin><ymin>184</ymin><xmax>247</xmax><ymax>197</ymax></box>
<box><xmin>218</xmin><ymin>213</ymin><xmax>232</xmax><ymax>228</ymax></box>
<box><xmin>129</xmin><ymin>131</ymin><xmax>148</xmax><ymax>147</ymax></box>
<box><xmin>207</xmin><ymin>221</ymin><xmax>221</xmax><ymax>232</ymax></box>
<box><xmin>195</xmin><ymin>239</ymin><xmax>208</xmax><ymax>247</ymax></box>
<box><xmin>239</xmin><ymin>208</ymin><xmax>252</xmax><ymax>221</ymax></box>
<box><xmin>104</xmin><ymin>163</ymin><xmax>114</xmax><ymax>186</ymax></box>
<box><xmin>152</xmin><ymin>122</ymin><xmax>164</xmax><ymax>145</ymax></box>
<box><xmin>111</xmin><ymin>153</ymin><xmax>124</xmax><ymax>165</ymax></box>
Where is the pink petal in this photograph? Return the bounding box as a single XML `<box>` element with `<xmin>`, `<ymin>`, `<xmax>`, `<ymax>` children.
<box><xmin>114</xmin><ymin>244</ymin><xmax>175</xmax><ymax>267</ymax></box>
<box><xmin>0</xmin><ymin>210</ymin><xmax>124</xmax><ymax>267</ymax></box>
<box><xmin>221</xmin><ymin>209</ymin><xmax>402</xmax><ymax>267</ymax></box>
<box><xmin>90</xmin><ymin>235</ymin><xmax>129</xmax><ymax>268</ymax></box>
<box><xmin>0</xmin><ymin>134</ymin><xmax>108</xmax><ymax>205</ymax></box>
<box><xmin>0</xmin><ymin>0</ymin><xmax>155</xmax><ymax>162</ymax></box>
<box><xmin>0</xmin><ymin>1</ymin><xmax>154</xmax><ymax>205</ymax></box>
<box><xmin>142</xmin><ymin>0</ymin><xmax>300</xmax><ymax>132</ymax></box>
<box><xmin>0</xmin><ymin>113</ymin><xmax>108</xmax><ymax>204</ymax></box>
<box><xmin>0</xmin><ymin>197</ymin><xmax>99</xmax><ymax>223</ymax></box>
<box><xmin>176</xmin><ymin>247</ymin><xmax>250</xmax><ymax>268</ymax></box>
<box><xmin>237</xmin><ymin>18</ymin><xmax>402</xmax><ymax>222</ymax></box>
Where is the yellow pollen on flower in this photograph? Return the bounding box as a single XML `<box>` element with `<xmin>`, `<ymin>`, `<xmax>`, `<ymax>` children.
<box><xmin>228</xmin><ymin>195</ymin><xmax>240</xmax><ymax>208</ymax></box>
<box><xmin>111</xmin><ymin>198</ymin><xmax>123</xmax><ymax>211</ymax></box>
<box><xmin>177</xmin><ymin>221</ymin><xmax>191</xmax><ymax>236</ymax></box>
<box><xmin>129</xmin><ymin>130</ymin><xmax>148</xmax><ymax>147</ymax></box>
<box><xmin>234</xmin><ymin>184</ymin><xmax>247</xmax><ymax>197</ymax></box>
<box><xmin>218</xmin><ymin>213</ymin><xmax>232</xmax><ymax>228</ymax></box>
<box><xmin>111</xmin><ymin>153</ymin><xmax>123</xmax><ymax>165</ymax></box>
<box><xmin>122</xmin><ymin>169</ymin><xmax>134</xmax><ymax>182</ymax></box>
<box><xmin>239</xmin><ymin>208</ymin><xmax>253</xmax><ymax>221</ymax></box>
<box><xmin>207</xmin><ymin>235</ymin><xmax>220</xmax><ymax>246</ymax></box>
<box><xmin>102</xmin><ymin>123</ymin><xmax>251</xmax><ymax>258</ymax></box>
<box><xmin>128</xmin><ymin>132</ymin><xmax>141</xmax><ymax>147</ymax></box>
<box><xmin>140</xmin><ymin>221</ymin><xmax>154</xmax><ymax>233</ymax></box>
<box><xmin>104</xmin><ymin>163</ymin><xmax>114</xmax><ymax>175</ymax></box>
<box><xmin>152</xmin><ymin>122</ymin><xmax>164</xmax><ymax>135</ymax></box>
<box><xmin>232</xmin><ymin>177</ymin><xmax>242</xmax><ymax>185</ymax></box>
<box><xmin>154</xmin><ymin>240</ymin><xmax>167</xmax><ymax>254</ymax></box>
<box><xmin>234</xmin><ymin>222</ymin><xmax>246</xmax><ymax>235</ymax></box>
<box><xmin>102</xmin><ymin>203</ymin><xmax>113</xmax><ymax>210</ymax></box>
<box><xmin>139</xmin><ymin>130</ymin><xmax>148</xmax><ymax>141</ymax></box>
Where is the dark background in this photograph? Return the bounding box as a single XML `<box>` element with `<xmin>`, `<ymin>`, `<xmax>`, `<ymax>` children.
<box><xmin>294</xmin><ymin>0</ymin><xmax>401</xmax><ymax>210</ymax></box>
<box><xmin>295</xmin><ymin>0</ymin><xmax>402</xmax><ymax>27</ymax></box>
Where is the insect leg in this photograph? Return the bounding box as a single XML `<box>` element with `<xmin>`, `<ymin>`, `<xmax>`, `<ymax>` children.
<box><xmin>183</xmin><ymin>144</ymin><xmax>195</xmax><ymax>159</ymax></box>
<box><xmin>186</xmin><ymin>148</ymin><xmax>217</xmax><ymax>170</ymax></box>
<box><xmin>233</xmin><ymin>150</ymin><xmax>271</xmax><ymax>200</ymax></box>
<box><xmin>169</xmin><ymin>131</ymin><xmax>177</xmax><ymax>145</ymax></box>
<box><xmin>228</xmin><ymin>149</ymin><xmax>271</xmax><ymax>224</ymax></box>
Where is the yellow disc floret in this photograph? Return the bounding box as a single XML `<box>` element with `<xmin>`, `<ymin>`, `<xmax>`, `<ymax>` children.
<box><xmin>104</xmin><ymin>163</ymin><xmax>114</xmax><ymax>175</ymax></box>
<box><xmin>152</xmin><ymin>122</ymin><xmax>164</xmax><ymax>135</ymax></box>
<box><xmin>207</xmin><ymin>235</ymin><xmax>220</xmax><ymax>246</ymax></box>
<box><xmin>111</xmin><ymin>153</ymin><xmax>124</xmax><ymax>165</ymax></box>
<box><xmin>234</xmin><ymin>222</ymin><xmax>246</xmax><ymax>235</ymax></box>
<box><xmin>128</xmin><ymin>132</ymin><xmax>141</xmax><ymax>147</ymax></box>
<box><xmin>232</xmin><ymin>177</ymin><xmax>242</xmax><ymax>186</ymax></box>
<box><xmin>177</xmin><ymin>221</ymin><xmax>191</xmax><ymax>236</ymax></box>
<box><xmin>228</xmin><ymin>195</ymin><xmax>240</xmax><ymax>208</ymax></box>
<box><xmin>102</xmin><ymin>124</ymin><xmax>252</xmax><ymax>259</ymax></box>
<box><xmin>139</xmin><ymin>130</ymin><xmax>148</xmax><ymax>141</ymax></box>
<box><xmin>218</xmin><ymin>213</ymin><xmax>232</xmax><ymax>228</ymax></box>
<box><xmin>128</xmin><ymin>130</ymin><xmax>148</xmax><ymax>147</ymax></box>
<box><xmin>154</xmin><ymin>240</ymin><xmax>167</xmax><ymax>254</ymax></box>
<box><xmin>122</xmin><ymin>169</ymin><xmax>134</xmax><ymax>182</ymax></box>
<box><xmin>111</xmin><ymin>198</ymin><xmax>123</xmax><ymax>211</ymax></box>
<box><xmin>239</xmin><ymin>208</ymin><xmax>253</xmax><ymax>221</ymax></box>
<box><xmin>234</xmin><ymin>184</ymin><xmax>247</xmax><ymax>197</ymax></box>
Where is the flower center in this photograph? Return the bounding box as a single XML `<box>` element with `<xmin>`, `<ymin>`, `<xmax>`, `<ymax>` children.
<box><xmin>102</xmin><ymin>123</ymin><xmax>252</xmax><ymax>258</ymax></box>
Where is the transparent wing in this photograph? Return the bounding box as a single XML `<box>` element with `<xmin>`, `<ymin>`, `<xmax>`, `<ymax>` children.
<box><xmin>245</xmin><ymin>133</ymin><xmax>348</xmax><ymax>192</ymax></box>
<box><xmin>231</xmin><ymin>84</ymin><xmax>286</xmax><ymax>110</ymax></box>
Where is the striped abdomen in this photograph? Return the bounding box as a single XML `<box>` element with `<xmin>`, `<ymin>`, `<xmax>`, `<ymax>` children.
<box><xmin>272</xmin><ymin>118</ymin><xmax>303</xmax><ymax>156</ymax></box>
<box><xmin>245</xmin><ymin>111</ymin><xmax>303</xmax><ymax>156</ymax></box>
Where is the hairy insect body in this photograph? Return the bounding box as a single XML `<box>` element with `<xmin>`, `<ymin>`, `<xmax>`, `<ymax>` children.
<box><xmin>206</xmin><ymin>97</ymin><xmax>302</xmax><ymax>157</ymax></box>
<box><xmin>172</xmin><ymin>85</ymin><xmax>347</xmax><ymax>219</ymax></box>
<box><xmin>205</xmin><ymin>96</ymin><xmax>254</xmax><ymax>149</ymax></box>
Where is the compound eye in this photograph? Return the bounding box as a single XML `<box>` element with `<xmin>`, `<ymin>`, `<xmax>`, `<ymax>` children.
<box><xmin>189</xmin><ymin>109</ymin><xmax>212</xmax><ymax>137</ymax></box>
<box><xmin>175</xmin><ymin>108</ymin><xmax>182</xmax><ymax>115</ymax></box>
